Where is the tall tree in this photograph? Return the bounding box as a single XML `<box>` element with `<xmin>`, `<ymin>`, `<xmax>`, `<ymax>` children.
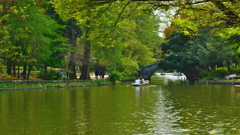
<box><xmin>0</xmin><ymin>0</ymin><xmax>33</xmax><ymax>77</ymax></box>
<box><xmin>51</xmin><ymin>0</ymin><xmax>163</xmax><ymax>78</ymax></box>
<box><xmin>1</xmin><ymin>0</ymin><xmax>69</xmax><ymax>79</ymax></box>
<box><xmin>64</xmin><ymin>19</ymin><xmax>82</xmax><ymax>79</ymax></box>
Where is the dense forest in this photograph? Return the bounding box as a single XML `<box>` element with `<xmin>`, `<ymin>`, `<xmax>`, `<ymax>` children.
<box><xmin>0</xmin><ymin>0</ymin><xmax>239</xmax><ymax>80</ymax></box>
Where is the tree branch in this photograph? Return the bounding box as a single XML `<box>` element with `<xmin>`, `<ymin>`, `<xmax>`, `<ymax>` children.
<box><xmin>106</xmin><ymin>1</ymin><xmax>133</xmax><ymax>36</ymax></box>
<box><xmin>210</xmin><ymin>0</ymin><xmax>240</xmax><ymax>26</ymax></box>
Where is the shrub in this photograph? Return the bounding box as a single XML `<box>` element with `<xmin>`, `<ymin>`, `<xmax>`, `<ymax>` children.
<box><xmin>199</xmin><ymin>69</ymin><xmax>214</xmax><ymax>78</ymax></box>
<box><xmin>202</xmin><ymin>76</ymin><xmax>214</xmax><ymax>80</ymax></box>
<box><xmin>208</xmin><ymin>70</ymin><xmax>215</xmax><ymax>76</ymax></box>
<box><xmin>231</xmin><ymin>68</ymin><xmax>240</xmax><ymax>74</ymax></box>
<box><xmin>32</xmin><ymin>66</ymin><xmax>38</xmax><ymax>71</ymax></box>
<box><xmin>122</xmin><ymin>75</ymin><xmax>136</xmax><ymax>80</ymax></box>
<box><xmin>109</xmin><ymin>71</ymin><xmax>122</xmax><ymax>83</ymax></box>
<box><xmin>47</xmin><ymin>69</ymin><xmax>61</xmax><ymax>80</ymax></box>
<box><xmin>95</xmin><ymin>79</ymin><xmax>103</xmax><ymax>84</ymax></box>
<box><xmin>199</xmin><ymin>70</ymin><xmax>209</xmax><ymax>78</ymax></box>
<box><xmin>215</xmin><ymin>67</ymin><xmax>228</xmax><ymax>78</ymax></box>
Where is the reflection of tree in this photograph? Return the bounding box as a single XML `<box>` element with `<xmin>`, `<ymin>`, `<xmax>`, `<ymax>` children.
<box><xmin>169</xmin><ymin>85</ymin><xmax>240</xmax><ymax>134</ymax></box>
<box><xmin>83</xmin><ymin>88</ymin><xmax>93</xmax><ymax>134</ymax></box>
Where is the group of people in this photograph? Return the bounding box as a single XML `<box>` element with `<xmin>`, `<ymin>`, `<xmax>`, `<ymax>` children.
<box><xmin>95</xmin><ymin>69</ymin><xmax>105</xmax><ymax>79</ymax></box>
<box><xmin>20</xmin><ymin>72</ymin><xmax>26</xmax><ymax>80</ymax></box>
<box><xmin>135</xmin><ymin>77</ymin><xmax>144</xmax><ymax>84</ymax></box>
<box><xmin>60</xmin><ymin>71</ymin><xmax>68</xmax><ymax>80</ymax></box>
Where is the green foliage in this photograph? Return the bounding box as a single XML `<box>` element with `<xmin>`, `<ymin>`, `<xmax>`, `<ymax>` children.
<box><xmin>0</xmin><ymin>0</ymin><xmax>69</xmax><ymax>78</ymax></box>
<box><xmin>215</xmin><ymin>67</ymin><xmax>228</xmax><ymax>78</ymax></box>
<box><xmin>109</xmin><ymin>71</ymin><xmax>122</xmax><ymax>83</ymax></box>
<box><xmin>89</xmin><ymin>3</ymin><xmax>159</xmax><ymax>76</ymax></box>
<box><xmin>196</xmin><ymin>36</ymin><xmax>233</xmax><ymax>69</ymax></box>
<box><xmin>231</xmin><ymin>68</ymin><xmax>240</xmax><ymax>74</ymax></box>
<box><xmin>199</xmin><ymin>67</ymin><xmax>228</xmax><ymax>79</ymax></box>
<box><xmin>199</xmin><ymin>70</ymin><xmax>209</xmax><ymax>78</ymax></box>
<box><xmin>202</xmin><ymin>76</ymin><xmax>215</xmax><ymax>80</ymax></box>
<box><xmin>94</xmin><ymin>79</ymin><xmax>108</xmax><ymax>84</ymax></box>
<box><xmin>46</xmin><ymin>69</ymin><xmax>61</xmax><ymax>80</ymax></box>
<box><xmin>122</xmin><ymin>75</ymin><xmax>136</xmax><ymax>80</ymax></box>
<box><xmin>0</xmin><ymin>59</ymin><xmax>8</xmax><ymax>78</ymax></box>
<box><xmin>118</xmin><ymin>57</ymin><xmax>139</xmax><ymax>76</ymax></box>
<box><xmin>51</xmin><ymin>0</ymin><xmax>161</xmax><ymax>78</ymax></box>
<box><xmin>0</xmin><ymin>80</ymin><xmax>111</xmax><ymax>88</ymax></box>
<box><xmin>164</xmin><ymin>1</ymin><xmax>238</xmax><ymax>80</ymax></box>
<box><xmin>159</xmin><ymin>31</ymin><xmax>195</xmax><ymax>72</ymax></box>
<box><xmin>159</xmin><ymin>28</ymin><xmax>236</xmax><ymax>80</ymax></box>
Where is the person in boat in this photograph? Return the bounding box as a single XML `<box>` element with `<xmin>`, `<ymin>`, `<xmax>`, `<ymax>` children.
<box><xmin>140</xmin><ymin>77</ymin><xmax>144</xmax><ymax>83</ymax></box>
<box><xmin>135</xmin><ymin>78</ymin><xmax>140</xmax><ymax>84</ymax></box>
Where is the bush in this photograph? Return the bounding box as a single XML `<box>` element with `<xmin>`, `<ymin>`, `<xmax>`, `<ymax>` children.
<box><xmin>47</xmin><ymin>69</ymin><xmax>61</xmax><ymax>80</ymax></box>
<box><xmin>215</xmin><ymin>67</ymin><xmax>228</xmax><ymax>78</ymax></box>
<box><xmin>109</xmin><ymin>71</ymin><xmax>122</xmax><ymax>83</ymax></box>
<box><xmin>231</xmin><ymin>68</ymin><xmax>240</xmax><ymax>74</ymax></box>
<box><xmin>122</xmin><ymin>75</ymin><xmax>136</xmax><ymax>80</ymax></box>
<box><xmin>95</xmin><ymin>79</ymin><xmax>103</xmax><ymax>84</ymax></box>
<box><xmin>199</xmin><ymin>70</ymin><xmax>209</xmax><ymax>78</ymax></box>
<box><xmin>202</xmin><ymin>76</ymin><xmax>215</xmax><ymax>80</ymax></box>
<box><xmin>199</xmin><ymin>70</ymin><xmax>214</xmax><ymax>78</ymax></box>
<box><xmin>31</xmin><ymin>66</ymin><xmax>38</xmax><ymax>71</ymax></box>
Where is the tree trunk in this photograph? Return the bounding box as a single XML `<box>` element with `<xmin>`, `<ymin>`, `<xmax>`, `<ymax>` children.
<box><xmin>80</xmin><ymin>20</ymin><xmax>91</xmax><ymax>80</ymax></box>
<box><xmin>13</xmin><ymin>62</ymin><xmax>16</xmax><ymax>76</ymax></box>
<box><xmin>68</xmin><ymin>19</ymin><xmax>77</xmax><ymax>79</ymax></box>
<box><xmin>6</xmin><ymin>60</ymin><xmax>12</xmax><ymax>75</ymax></box>
<box><xmin>17</xmin><ymin>63</ymin><xmax>20</xmax><ymax>78</ymax></box>
<box><xmin>23</xmin><ymin>63</ymin><xmax>27</xmax><ymax>75</ymax></box>
<box><xmin>27</xmin><ymin>65</ymin><xmax>33</xmax><ymax>80</ymax></box>
<box><xmin>227</xmin><ymin>64</ymin><xmax>231</xmax><ymax>74</ymax></box>
<box><xmin>80</xmin><ymin>39</ymin><xmax>91</xmax><ymax>80</ymax></box>
<box><xmin>43</xmin><ymin>64</ymin><xmax>48</xmax><ymax>80</ymax></box>
<box><xmin>22</xmin><ymin>62</ymin><xmax>27</xmax><ymax>80</ymax></box>
<box><xmin>68</xmin><ymin>52</ymin><xmax>77</xmax><ymax>79</ymax></box>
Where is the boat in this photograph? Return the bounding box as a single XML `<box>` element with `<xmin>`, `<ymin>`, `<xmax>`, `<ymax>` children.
<box><xmin>173</xmin><ymin>72</ymin><xmax>183</xmax><ymax>76</ymax></box>
<box><xmin>132</xmin><ymin>80</ymin><xmax>149</xmax><ymax>86</ymax></box>
<box><xmin>235</xmin><ymin>85</ymin><xmax>240</xmax><ymax>91</ymax></box>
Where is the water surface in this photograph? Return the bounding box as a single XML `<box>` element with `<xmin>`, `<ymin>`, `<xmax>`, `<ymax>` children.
<box><xmin>0</xmin><ymin>75</ymin><xmax>240</xmax><ymax>134</ymax></box>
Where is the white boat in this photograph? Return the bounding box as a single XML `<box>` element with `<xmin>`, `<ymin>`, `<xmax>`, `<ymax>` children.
<box><xmin>235</xmin><ymin>85</ymin><xmax>240</xmax><ymax>91</ymax></box>
<box><xmin>132</xmin><ymin>80</ymin><xmax>149</xmax><ymax>86</ymax></box>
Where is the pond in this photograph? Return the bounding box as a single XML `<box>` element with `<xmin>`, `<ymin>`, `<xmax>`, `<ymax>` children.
<box><xmin>0</xmin><ymin>74</ymin><xmax>240</xmax><ymax>134</ymax></box>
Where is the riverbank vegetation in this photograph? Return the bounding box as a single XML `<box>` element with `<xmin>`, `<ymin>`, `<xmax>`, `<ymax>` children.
<box><xmin>0</xmin><ymin>80</ymin><xmax>111</xmax><ymax>89</ymax></box>
<box><xmin>158</xmin><ymin>1</ymin><xmax>240</xmax><ymax>80</ymax></box>
<box><xmin>0</xmin><ymin>0</ymin><xmax>239</xmax><ymax>82</ymax></box>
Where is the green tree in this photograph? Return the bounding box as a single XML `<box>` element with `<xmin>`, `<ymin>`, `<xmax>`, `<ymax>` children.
<box><xmin>196</xmin><ymin>36</ymin><xmax>233</xmax><ymax>70</ymax></box>
<box><xmin>51</xmin><ymin>0</ymin><xmax>163</xmax><ymax>78</ymax></box>
<box><xmin>0</xmin><ymin>0</ymin><xmax>69</xmax><ymax>79</ymax></box>
<box><xmin>159</xmin><ymin>30</ymin><xmax>234</xmax><ymax>80</ymax></box>
<box><xmin>0</xmin><ymin>0</ymin><xmax>33</xmax><ymax>77</ymax></box>
<box><xmin>159</xmin><ymin>31</ymin><xmax>200</xmax><ymax>80</ymax></box>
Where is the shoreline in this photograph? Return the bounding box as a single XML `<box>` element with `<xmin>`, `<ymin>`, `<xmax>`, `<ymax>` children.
<box><xmin>156</xmin><ymin>73</ymin><xmax>240</xmax><ymax>85</ymax></box>
<box><xmin>1</xmin><ymin>74</ymin><xmax>240</xmax><ymax>91</ymax></box>
<box><xmin>0</xmin><ymin>82</ymin><xmax>114</xmax><ymax>91</ymax></box>
<box><xmin>200</xmin><ymin>81</ymin><xmax>240</xmax><ymax>85</ymax></box>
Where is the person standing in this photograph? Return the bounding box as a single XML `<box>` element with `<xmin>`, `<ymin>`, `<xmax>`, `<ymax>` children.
<box><xmin>21</xmin><ymin>72</ymin><xmax>26</xmax><ymax>80</ymax></box>
<box><xmin>101</xmin><ymin>69</ymin><xmax>105</xmax><ymax>79</ymax></box>
<box><xmin>95</xmin><ymin>70</ymin><xmax>99</xmax><ymax>79</ymax></box>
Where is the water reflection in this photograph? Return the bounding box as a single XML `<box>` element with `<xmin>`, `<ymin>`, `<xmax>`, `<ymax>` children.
<box><xmin>142</xmin><ymin>87</ymin><xmax>182</xmax><ymax>134</ymax></box>
<box><xmin>1</xmin><ymin>77</ymin><xmax>240</xmax><ymax>134</ymax></box>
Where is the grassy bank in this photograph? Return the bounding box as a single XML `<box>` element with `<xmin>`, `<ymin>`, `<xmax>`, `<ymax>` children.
<box><xmin>0</xmin><ymin>80</ymin><xmax>111</xmax><ymax>89</ymax></box>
